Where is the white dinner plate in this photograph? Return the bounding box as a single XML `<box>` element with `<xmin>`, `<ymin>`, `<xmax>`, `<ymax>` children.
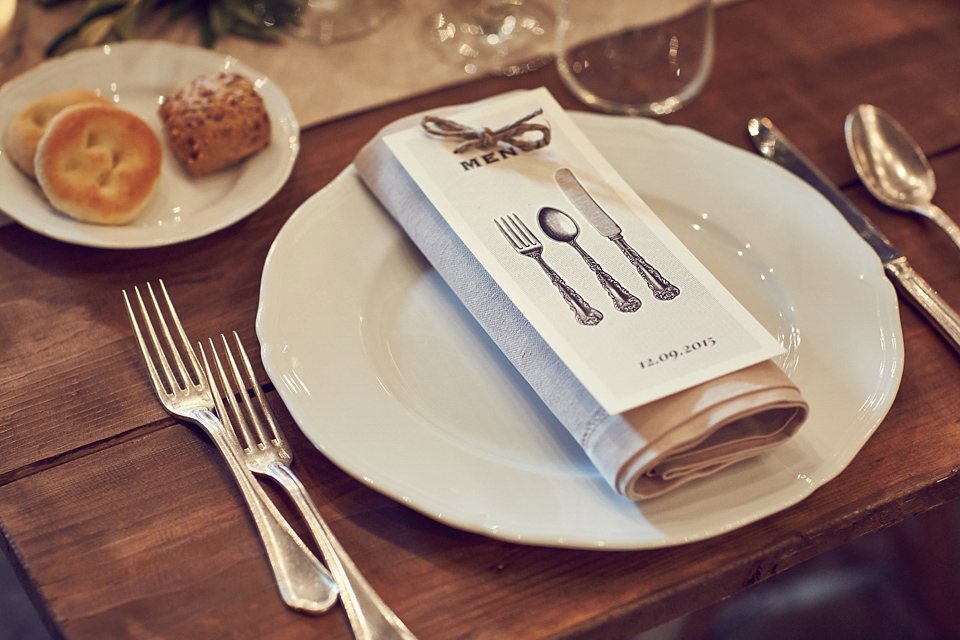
<box><xmin>257</xmin><ymin>112</ymin><xmax>904</xmax><ymax>549</ymax></box>
<box><xmin>0</xmin><ymin>41</ymin><xmax>298</xmax><ymax>248</ymax></box>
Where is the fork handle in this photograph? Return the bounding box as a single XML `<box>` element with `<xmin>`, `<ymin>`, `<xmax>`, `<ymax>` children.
<box><xmin>193</xmin><ymin>409</ymin><xmax>339</xmax><ymax>614</ymax></box>
<box><xmin>534</xmin><ymin>258</ymin><xmax>603</xmax><ymax>326</ymax></box>
<box><xmin>268</xmin><ymin>464</ymin><xmax>420</xmax><ymax>640</ymax></box>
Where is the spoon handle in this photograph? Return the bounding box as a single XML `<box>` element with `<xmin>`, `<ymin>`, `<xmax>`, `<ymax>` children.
<box><xmin>921</xmin><ymin>204</ymin><xmax>960</xmax><ymax>254</ymax></box>
<box><xmin>534</xmin><ymin>257</ymin><xmax>603</xmax><ymax>326</ymax></box>
<box><xmin>575</xmin><ymin>248</ymin><xmax>641</xmax><ymax>312</ymax></box>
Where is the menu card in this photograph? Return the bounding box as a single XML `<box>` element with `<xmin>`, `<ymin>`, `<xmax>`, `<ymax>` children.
<box><xmin>384</xmin><ymin>88</ymin><xmax>783</xmax><ymax>415</ymax></box>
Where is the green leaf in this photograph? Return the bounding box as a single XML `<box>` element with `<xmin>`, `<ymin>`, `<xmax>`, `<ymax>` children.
<box><xmin>35</xmin><ymin>0</ymin><xmax>78</xmax><ymax>8</ymax></box>
<box><xmin>113</xmin><ymin>7</ymin><xmax>142</xmax><ymax>39</ymax></box>
<box><xmin>79</xmin><ymin>13</ymin><xmax>124</xmax><ymax>43</ymax></box>
<box><xmin>46</xmin><ymin>13</ymin><xmax>121</xmax><ymax>56</ymax></box>
<box><xmin>164</xmin><ymin>0</ymin><xmax>195</xmax><ymax>22</ymax></box>
<box><xmin>230</xmin><ymin>21</ymin><xmax>281</xmax><ymax>42</ymax></box>
<box><xmin>230</xmin><ymin>4</ymin><xmax>265</xmax><ymax>27</ymax></box>
<box><xmin>207</xmin><ymin>4</ymin><xmax>231</xmax><ymax>37</ymax></box>
<box><xmin>199</xmin><ymin>18</ymin><xmax>216</xmax><ymax>48</ymax></box>
<box><xmin>45</xmin><ymin>0</ymin><xmax>310</xmax><ymax>55</ymax></box>
<box><xmin>79</xmin><ymin>0</ymin><xmax>128</xmax><ymax>20</ymax></box>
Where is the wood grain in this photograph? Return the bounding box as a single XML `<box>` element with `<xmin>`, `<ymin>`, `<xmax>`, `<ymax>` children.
<box><xmin>4</xmin><ymin>0</ymin><xmax>960</xmax><ymax>637</ymax></box>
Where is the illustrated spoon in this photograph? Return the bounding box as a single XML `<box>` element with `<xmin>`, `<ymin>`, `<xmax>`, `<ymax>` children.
<box><xmin>538</xmin><ymin>207</ymin><xmax>641</xmax><ymax>312</ymax></box>
<box><xmin>845</xmin><ymin>104</ymin><xmax>960</xmax><ymax>251</ymax></box>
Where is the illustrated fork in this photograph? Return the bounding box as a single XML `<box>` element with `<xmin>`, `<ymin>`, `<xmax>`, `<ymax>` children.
<box><xmin>495</xmin><ymin>213</ymin><xmax>603</xmax><ymax>326</ymax></box>
<box><xmin>202</xmin><ymin>332</ymin><xmax>420</xmax><ymax>640</ymax></box>
<box><xmin>123</xmin><ymin>281</ymin><xmax>338</xmax><ymax>614</ymax></box>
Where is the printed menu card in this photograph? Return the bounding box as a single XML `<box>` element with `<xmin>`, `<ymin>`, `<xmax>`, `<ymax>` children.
<box><xmin>383</xmin><ymin>88</ymin><xmax>784</xmax><ymax>415</ymax></box>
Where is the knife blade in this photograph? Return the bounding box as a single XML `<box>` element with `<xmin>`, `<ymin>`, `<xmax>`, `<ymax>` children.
<box><xmin>556</xmin><ymin>168</ymin><xmax>623</xmax><ymax>237</ymax></box>
<box><xmin>555</xmin><ymin>168</ymin><xmax>680</xmax><ymax>300</ymax></box>
<box><xmin>747</xmin><ymin>116</ymin><xmax>960</xmax><ymax>354</ymax></box>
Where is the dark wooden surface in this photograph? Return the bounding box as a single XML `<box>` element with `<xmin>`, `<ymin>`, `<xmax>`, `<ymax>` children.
<box><xmin>4</xmin><ymin>0</ymin><xmax>960</xmax><ymax>638</ymax></box>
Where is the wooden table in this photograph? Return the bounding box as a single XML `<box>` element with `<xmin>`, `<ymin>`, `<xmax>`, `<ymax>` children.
<box><xmin>4</xmin><ymin>0</ymin><xmax>960</xmax><ymax>637</ymax></box>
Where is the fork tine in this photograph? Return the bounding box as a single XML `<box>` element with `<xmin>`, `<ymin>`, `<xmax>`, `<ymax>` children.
<box><xmin>123</xmin><ymin>289</ymin><xmax>167</xmax><ymax>396</ymax></box>
<box><xmin>207</xmin><ymin>337</ymin><xmax>256</xmax><ymax>451</ymax></box>
<box><xmin>199</xmin><ymin>341</ymin><xmax>234</xmax><ymax>428</ymax></box>
<box><xmin>230</xmin><ymin>332</ymin><xmax>283</xmax><ymax>444</ymax></box>
<box><xmin>495</xmin><ymin>217</ymin><xmax>521</xmax><ymax>250</ymax></box>
<box><xmin>220</xmin><ymin>334</ymin><xmax>268</xmax><ymax>449</ymax></box>
<box><xmin>504</xmin><ymin>215</ymin><xmax>524</xmax><ymax>245</ymax></box>
<box><xmin>147</xmin><ymin>281</ymin><xmax>197</xmax><ymax>390</ymax></box>
<box><xmin>508</xmin><ymin>214</ymin><xmax>537</xmax><ymax>246</ymax></box>
<box><xmin>157</xmin><ymin>280</ymin><xmax>205</xmax><ymax>388</ymax></box>
<box><xmin>132</xmin><ymin>285</ymin><xmax>180</xmax><ymax>394</ymax></box>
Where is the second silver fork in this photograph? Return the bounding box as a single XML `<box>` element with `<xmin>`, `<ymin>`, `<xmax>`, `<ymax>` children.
<box><xmin>204</xmin><ymin>332</ymin><xmax>420</xmax><ymax>640</ymax></box>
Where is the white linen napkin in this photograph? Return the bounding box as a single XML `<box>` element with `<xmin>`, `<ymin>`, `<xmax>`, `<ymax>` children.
<box><xmin>354</xmin><ymin>100</ymin><xmax>808</xmax><ymax>500</ymax></box>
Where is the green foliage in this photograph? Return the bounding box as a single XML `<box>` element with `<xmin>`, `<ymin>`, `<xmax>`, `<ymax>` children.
<box><xmin>39</xmin><ymin>0</ymin><xmax>307</xmax><ymax>56</ymax></box>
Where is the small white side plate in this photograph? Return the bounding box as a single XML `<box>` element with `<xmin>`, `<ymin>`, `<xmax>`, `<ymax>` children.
<box><xmin>0</xmin><ymin>40</ymin><xmax>299</xmax><ymax>248</ymax></box>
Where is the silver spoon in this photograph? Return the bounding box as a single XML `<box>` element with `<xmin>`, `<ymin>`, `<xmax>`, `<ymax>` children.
<box><xmin>845</xmin><ymin>104</ymin><xmax>960</xmax><ymax>251</ymax></box>
<box><xmin>538</xmin><ymin>207</ymin><xmax>641</xmax><ymax>312</ymax></box>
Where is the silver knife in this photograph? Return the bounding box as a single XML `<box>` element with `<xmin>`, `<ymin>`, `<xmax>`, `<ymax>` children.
<box><xmin>747</xmin><ymin>116</ymin><xmax>960</xmax><ymax>354</ymax></box>
<box><xmin>555</xmin><ymin>168</ymin><xmax>680</xmax><ymax>300</ymax></box>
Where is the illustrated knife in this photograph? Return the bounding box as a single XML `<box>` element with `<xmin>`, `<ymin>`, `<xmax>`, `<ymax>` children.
<box><xmin>747</xmin><ymin>116</ymin><xmax>960</xmax><ymax>354</ymax></box>
<box><xmin>555</xmin><ymin>168</ymin><xmax>680</xmax><ymax>300</ymax></box>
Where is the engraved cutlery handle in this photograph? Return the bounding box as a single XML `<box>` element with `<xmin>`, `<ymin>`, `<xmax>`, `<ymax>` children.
<box><xmin>535</xmin><ymin>258</ymin><xmax>603</xmax><ymax>325</ymax></box>
<box><xmin>611</xmin><ymin>235</ymin><xmax>680</xmax><ymax>300</ymax></box>
<box><xmin>578</xmin><ymin>250</ymin><xmax>641</xmax><ymax>312</ymax></box>
<box><xmin>886</xmin><ymin>258</ymin><xmax>960</xmax><ymax>354</ymax></box>
<box><xmin>193</xmin><ymin>408</ymin><xmax>339</xmax><ymax>614</ymax></box>
<box><xmin>269</xmin><ymin>464</ymin><xmax>420</xmax><ymax>640</ymax></box>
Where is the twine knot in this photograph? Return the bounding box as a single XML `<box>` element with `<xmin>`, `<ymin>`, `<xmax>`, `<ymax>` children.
<box><xmin>421</xmin><ymin>108</ymin><xmax>551</xmax><ymax>154</ymax></box>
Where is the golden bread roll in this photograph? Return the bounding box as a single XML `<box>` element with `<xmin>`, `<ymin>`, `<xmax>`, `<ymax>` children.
<box><xmin>4</xmin><ymin>89</ymin><xmax>112</xmax><ymax>179</ymax></box>
<box><xmin>158</xmin><ymin>73</ymin><xmax>271</xmax><ymax>177</ymax></box>
<box><xmin>35</xmin><ymin>103</ymin><xmax>162</xmax><ymax>225</ymax></box>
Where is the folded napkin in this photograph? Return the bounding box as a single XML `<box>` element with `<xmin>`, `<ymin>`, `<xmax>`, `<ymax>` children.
<box><xmin>354</xmin><ymin>100</ymin><xmax>808</xmax><ymax>500</ymax></box>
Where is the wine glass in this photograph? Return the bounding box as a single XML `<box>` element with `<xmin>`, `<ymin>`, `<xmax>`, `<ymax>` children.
<box><xmin>295</xmin><ymin>0</ymin><xmax>400</xmax><ymax>45</ymax></box>
<box><xmin>424</xmin><ymin>0</ymin><xmax>555</xmax><ymax>76</ymax></box>
<box><xmin>556</xmin><ymin>0</ymin><xmax>714</xmax><ymax>116</ymax></box>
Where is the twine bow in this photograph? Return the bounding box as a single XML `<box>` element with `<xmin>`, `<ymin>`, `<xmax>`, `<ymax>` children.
<box><xmin>421</xmin><ymin>108</ymin><xmax>551</xmax><ymax>154</ymax></box>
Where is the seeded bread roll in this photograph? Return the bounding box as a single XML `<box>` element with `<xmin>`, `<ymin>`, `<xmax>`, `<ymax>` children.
<box><xmin>4</xmin><ymin>89</ymin><xmax>112</xmax><ymax>178</ymax></box>
<box><xmin>158</xmin><ymin>73</ymin><xmax>271</xmax><ymax>177</ymax></box>
<box><xmin>35</xmin><ymin>103</ymin><xmax>162</xmax><ymax>225</ymax></box>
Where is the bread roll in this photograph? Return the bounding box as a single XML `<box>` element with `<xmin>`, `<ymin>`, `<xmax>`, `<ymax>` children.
<box><xmin>35</xmin><ymin>103</ymin><xmax>162</xmax><ymax>225</ymax></box>
<box><xmin>4</xmin><ymin>89</ymin><xmax>112</xmax><ymax>178</ymax></box>
<box><xmin>158</xmin><ymin>73</ymin><xmax>271</xmax><ymax>177</ymax></box>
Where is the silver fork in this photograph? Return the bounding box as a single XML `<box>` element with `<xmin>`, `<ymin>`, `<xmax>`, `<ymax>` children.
<box><xmin>203</xmin><ymin>332</ymin><xmax>420</xmax><ymax>640</ymax></box>
<box><xmin>495</xmin><ymin>213</ymin><xmax>603</xmax><ymax>326</ymax></box>
<box><xmin>123</xmin><ymin>281</ymin><xmax>338</xmax><ymax>615</ymax></box>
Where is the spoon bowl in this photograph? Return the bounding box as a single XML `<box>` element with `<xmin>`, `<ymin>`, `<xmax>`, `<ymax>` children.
<box><xmin>845</xmin><ymin>104</ymin><xmax>935</xmax><ymax>211</ymax></box>
<box><xmin>845</xmin><ymin>104</ymin><xmax>960</xmax><ymax>251</ymax></box>
<box><xmin>538</xmin><ymin>207</ymin><xmax>581</xmax><ymax>243</ymax></box>
<box><xmin>537</xmin><ymin>206</ymin><xmax>641</xmax><ymax>312</ymax></box>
